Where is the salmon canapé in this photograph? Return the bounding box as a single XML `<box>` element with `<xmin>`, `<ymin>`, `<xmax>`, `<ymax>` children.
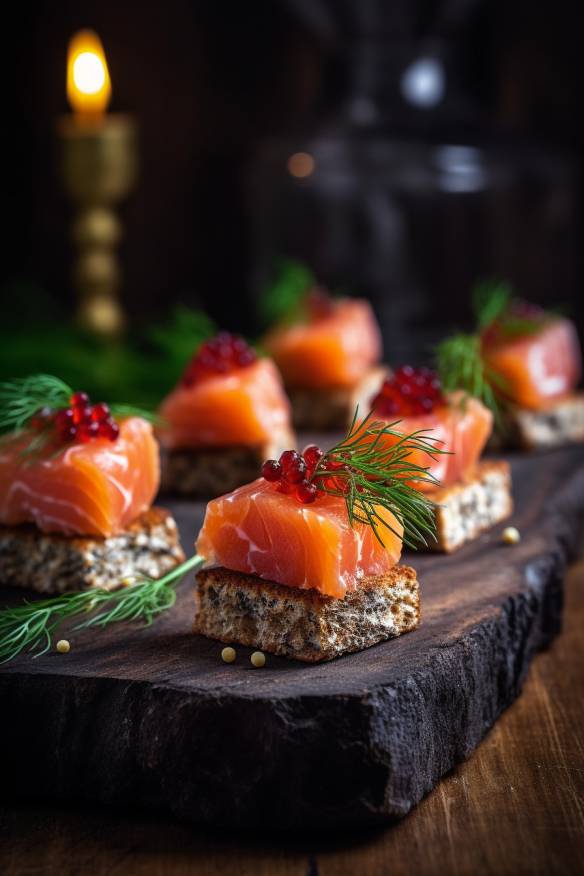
<box><xmin>481</xmin><ymin>317</ymin><xmax>581</xmax><ymax>410</ymax></box>
<box><xmin>196</xmin><ymin>478</ymin><xmax>403</xmax><ymax>599</ymax></box>
<box><xmin>159</xmin><ymin>335</ymin><xmax>292</xmax><ymax>449</ymax></box>
<box><xmin>0</xmin><ymin>417</ymin><xmax>159</xmax><ymax>538</ymax></box>
<box><xmin>264</xmin><ymin>296</ymin><xmax>382</xmax><ymax>390</ymax></box>
<box><xmin>370</xmin><ymin>368</ymin><xmax>493</xmax><ymax>491</ymax></box>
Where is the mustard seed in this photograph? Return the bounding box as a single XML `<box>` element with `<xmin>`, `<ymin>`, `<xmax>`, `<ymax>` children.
<box><xmin>502</xmin><ymin>526</ymin><xmax>520</xmax><ymax>545</ymax></box>
<box><xmin>251</xmin><ymin>651</ymin><xmax>266</xmax><ymax>668</ymax></box>
<box><xmin>221</xmin><ymin>646</ymin><xmax>236</xmax><ymax>664</ymax></box>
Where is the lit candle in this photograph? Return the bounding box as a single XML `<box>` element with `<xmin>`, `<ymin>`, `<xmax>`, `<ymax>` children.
<box><xmin>58</xmin><ymin>30</ymin><xmax>137</xmax><ymax>335</ymax></box>
<box><xmin>67</xmin><ymin>30</ymin><xmax>112</xmax><ymax>121</ymax></box>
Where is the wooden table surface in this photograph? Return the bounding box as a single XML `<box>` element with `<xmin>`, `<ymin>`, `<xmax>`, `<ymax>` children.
<box><xmin>1</xmin><ymin>556</ymin><xmax>584</xmax><ymax>876</ymax></box>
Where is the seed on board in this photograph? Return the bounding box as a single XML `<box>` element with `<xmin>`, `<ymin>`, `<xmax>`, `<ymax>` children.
<box><xmin>502</xmin><ymin>526</ymin><xmax>520</xmax><ymax>545</ymax></box>
<box><xmin>250</xmin><ymin>651</ymin><xmax>266</xmax><ymax>668</ymax></box>
<box><xmin>221</xmin><ymin>646</ymin><xmax>236</xmax><ymax>664</ymax></box>
<box><xmin>56</xmin><ymin>639</ymin><xmax>70</xmax><ymax>654</ymax></box>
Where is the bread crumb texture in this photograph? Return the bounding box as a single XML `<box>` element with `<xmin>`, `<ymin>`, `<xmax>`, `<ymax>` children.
<box><xmin>509</xmin><ymin>392</ymin><xmax>584</xmax><ymax>449</ymax></box>
<box><xmin>0</xmin><ymin>507</ymin><xmax>185</xmax><ymax>594</ymax></box>
<box><xmin>431</xmin><ymin>460</ymin><xmax>513</xmax><ymax>553</ymax></box>
<box><xmin>160</xmin><ymin>428</ymin><xmax>294</xmax><ymax>498</ymax></box>
<box><xmin>193</xmin><ymin>564</ymin><xmax>419</xmax><ymax>662</ymax></box>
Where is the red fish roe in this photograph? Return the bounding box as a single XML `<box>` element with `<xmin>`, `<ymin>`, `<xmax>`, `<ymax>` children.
<box><xmin>69</xmin><ymin>391</ymin><xmax>90</xmax><ymax>407</ymax></box>
<box><xmin>279</xmin><ymin>449</ymin><xmax>306</xmax><ymax>484</ymax></box>
<box><xmin>262</xmin><ymin>443</ymin><xmax>338</xmax><ymax>504</ymax></box>
<box><xmin>302</xmin><ymin>444</ymin><xmax>324</xmax><ymax>472</ymax></box>
<box><xmin>91</xmin><ymin>402</ymin><xmax>110</xmax><ymax>422</ymax></box>
<box><xmin>29</xmin><ymin>391</ymin><xmax>120</xmax><ymax>446</ymax></box>
<box><xmin>371</xmin><ymin>366</ymin><xmax>444</xmax><ymax>417</ymax></box>
<box><xmin>261</xmin><ymin>459</ymin><xmax>282</xmax><ymax>482</ymax></box>
<box><xmin>99</xmin><ymin>418</ymin><xmax>120</xmax><ymax>441</ymax></box>
<box><xmin>296</xmin><ymin>480</ymin><xmax>317</xmax><ymax>503</ymax></box>
<box><xmin>482</xmin><ymin>298</ymin><xmax>547</xmax><ymax>347</ymax></box>
<box><xmin>182</xmin><ymin>333</ymin><xmax>257</xmax><ymax>386</ymax></box>
<box><xmin>306</xmin><ymin>287</ymin><xmax>336</xmax><ymax>321</ymax></box>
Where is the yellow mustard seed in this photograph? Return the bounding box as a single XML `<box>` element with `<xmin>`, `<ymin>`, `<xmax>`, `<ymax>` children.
<box><xmin>251</xmin><ymin>651</ymin><xmax>266</xmax><ymax>669</ymax></box>
<box><xmin>221</xmin><ymin>646</ymin><xmax>236</xmax><ymax>664</ymax></box>
<box><xmin>502</xmin><ymin>526</ymin><xmax>521</xmax><ymax>545</ymax></box>
<box><xmin>56</xmin><ymin>639</ymin><xmax>70</xmax><ymax>654</ymax></box>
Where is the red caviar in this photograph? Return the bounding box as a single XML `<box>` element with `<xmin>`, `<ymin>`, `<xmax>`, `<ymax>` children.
<box><xmin>481</xmin><ymin>298</ymin><xmax>547</xmax><ymax>347</ymax></box>
<box><xmin>306</xmin><ymin>287</ymin><xmax>336</xmax><ymax>321</ymax></box>
<box><xmin>262</xmin><ymin>444</ymin><xmax>335</xmax><ymax>504</ymax></box>
<box><xmin>296</xmin><ymin>480</ymin><xmax>317</xmax><ymax>503</ymax></box>
<box><xmin>28</xmin><ymin>392</ymin><xmax>119</xmax><ymax>446</ymax></box>
<box><xmin>372</xmin><ymin>366</ymin><xmax>444</xmax><ymax>417</ymax></box>
<box><xmin>182</xmin><ymin>333</ymin><xmax>257</xmax><ymax>387</ymax></box>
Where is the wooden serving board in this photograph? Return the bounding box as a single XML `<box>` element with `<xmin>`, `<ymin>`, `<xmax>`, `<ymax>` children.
<box><xmin>1</xmin><ymin>447</ymin><xmax>584</xmax><ymax>831</ymax></box>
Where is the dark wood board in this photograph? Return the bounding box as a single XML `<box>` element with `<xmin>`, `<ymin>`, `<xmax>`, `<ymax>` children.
<box><xmin>4</xmin><ymin>563</ymin><xmax>584</xmax><ymax>875</ymax></box>
<box><xmin>1</xmin><ymin>447</ymin><xmax>584</xmax><ymax>832</ymax></box>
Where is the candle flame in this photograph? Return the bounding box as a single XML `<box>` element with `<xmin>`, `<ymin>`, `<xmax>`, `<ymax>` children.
<box><xmin>67</xmin><ymin>30</ymin><xmax>111</xmax><ymax>116</ymax></box>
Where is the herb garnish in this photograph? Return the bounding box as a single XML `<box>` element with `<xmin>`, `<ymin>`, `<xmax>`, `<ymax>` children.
<box><xmin>310</xmin><ymin>410</ymin><xmax>445</xmax><ymax>549</ymax></box>
<box><xmin>0</xmin><ymin>374</ymin><xmax>158</xmax><ymax>454</ymax></box>
<box><xmin>0</xmin><ymin>554</ymin><xmax>204</xmax><ymax>664</ymax></box>
<box><xmin>0</xmin><ymin>374</ymin><xmax>157</xmax><ymax>434</ymax></box>
<box><xmin>435</xmin><ymin>280</ymin><xmax>547</xmax><ymax>418</ymax></box>
<box><xmin>436</xmin><ymin>332</ymin><xmax>504</xmax><ymax>419</ymax></box>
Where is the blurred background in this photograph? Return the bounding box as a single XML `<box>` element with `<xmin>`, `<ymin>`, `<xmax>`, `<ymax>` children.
<box><xmin>2</xmin><ymin>0</ymin><xmax>582</xmax><ymax>399</ymax></box>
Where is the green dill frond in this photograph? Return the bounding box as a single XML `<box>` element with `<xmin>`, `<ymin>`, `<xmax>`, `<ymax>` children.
<box><xmin>472</xmin><ymin>280</ymin><xmax>512</xmax><ymax>330</ymax></box>
<box><xmin>0</xmin><ymin>374</ymin><xmax>72</xmax><ymax>434</ymax></box>
<box><xmin>0</xmin><ymin>554</ymin><xmax>204</xmax><ymax>664</ymax></box>
<box><xmin>147</xmin><ymin>306</ymin><xmax>216</xmax><ymax>364</ymax></box>
<box><xmin>259</xmin><ymin>258</ymin><xmax>316</xmax><ymax>327</ymax></box>
<box><xmin>436</xmin><ymin>333</ymin><xmax>503</xmax><ymax>418</ymax></box>
<box><xmin>0</xmin><ymin>374</ymin><xmax>159</xmax><ymax>441</ymax></box>
<box><xmin>313</xmin><ymin>410</ymin><xmax>447</xmax><ymax>549</ymax></box>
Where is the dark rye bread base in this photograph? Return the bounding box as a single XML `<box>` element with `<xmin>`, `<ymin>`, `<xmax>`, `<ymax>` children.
<box><xmin>504</xmin><ymin>392</ymin><xmax>584</xmax><ymax>450</ymax></box>
<box><xmin>0</xmin><ymin>507</ymin><xmax>185</xmax><ymax>594</ymax></box>
<box><xmin>288</xmin><ymin>365</ymin><xmax>389</xmax><ymax>430</ymax></box>
<box><xmin>430</xmin><ymin>460</ymin><xmax>512</xmax><ymax>553</ymax></box>
<box><xmin>193</xmin><ymin>565</ymin><xmax>419</xmax><ymax>662</ymax></box>
<box><xmin>160</xmin><ymin>429</ymin><xmax>295</xmax><ymax>497</ymax></box>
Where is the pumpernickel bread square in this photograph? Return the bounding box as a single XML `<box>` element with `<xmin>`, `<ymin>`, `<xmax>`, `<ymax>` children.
<box><xmin>288</xmin><ymin>366</ymin><xmax>389</xmax><ymax>430</ymax></box>
<box><xmin>503</xmin><ymin>393</ymin><xmax>584</xmax><ymax>450</ymax></box>
<box><xmin>0</xmin><ymin>507</ymin><xmax>185</xmax><ymax>594</ymax></box>
<box><xmin>160</xmin><ymin>428</ymin><xmax>295</xmax><ymax>497</ymax></box>
<box><xmin>193</xmin><ymin>564</ymin><xmax>419</xmax><ymax>662</ymax></box>
<box><xmin>429</xmin><ymin>460</ymin><xmax>512</xmax><ymax>553</ymax></box>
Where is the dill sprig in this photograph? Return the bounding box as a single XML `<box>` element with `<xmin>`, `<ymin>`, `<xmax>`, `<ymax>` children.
<box><xmin>0</xmin><ymin>554</ymin><xmax>204</xmax><ymax>665</ymax></box>
<box><xmin>312</xmin><ymin>410</ymin><xmax>446</xmax><ymax>549</ymax></box>
<box><xmin>435</xmin><ymin>280</ymin><xmax>529</xmax><ymax>419</ymax></box>
<box><xmin>0</xmin><ymin>374</ymin><xmax>72</xmax><ymax>433</ymax></box>
<box><xmin>435</xmin><ymin>332</ymin><xmax>505</xmax><ymax>419</ymax></box>
<box><xmin>259</xmin><ymin>258</ymin><xmax>316</xmax><ymax>327</ymax></box>
<box><xmin>473</xmin><ymin>279</ymin><xmax>547</xmax><ymax>338</ymax></box>
<box><xmin>147</xmin><ymin>306</ymin><xmax>216</xmax><ymax>372</ymax></box>
<box><xmin>472</xmin><ymin>280</ymin><xmax>511</xmax><ymax>329</ymax></box>
<box><xmin>0</xmin><ymin>374</ymin><xmax>158</xmax><ymax>436</ymax></box>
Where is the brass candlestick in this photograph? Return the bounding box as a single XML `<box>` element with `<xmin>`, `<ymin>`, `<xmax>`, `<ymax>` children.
<box><xmin>58</xmin><ymin>114</ymin><xmax>138</xmax><ymax>335</ymax></box>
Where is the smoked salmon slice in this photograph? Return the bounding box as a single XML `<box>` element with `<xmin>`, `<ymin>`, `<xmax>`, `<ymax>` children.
<box><xmin>264</xmin><ymin>296</ymin><xmax>382</xmax><ymax>389</ymax></box>
<box><xmin>0</xmin><ymin>417</ymin><xmax>159</xmax><ymax>538</ymax></box>
<box><xmin>159</xmin><ymin>352</ymin><xmax>293</xmax><ymax>449</ymax></box>
<box><xmin>386</xmin><ymin>393</ymin><xmax>493</xmax><ymax>490</ymax></box>
<box><xmin>481</xmin><ymin>317</ymin><xmax>581</xmax><ymax>410</ymax></box>
<box><xmin>196</xmin><ymin>478</ymin><xmax>403</xmax><ymax>599</ymax></box>
<box><xmin>370</xmin><ymin>367</ymin><xmax>493</xmax><ymax>491</ymax></box>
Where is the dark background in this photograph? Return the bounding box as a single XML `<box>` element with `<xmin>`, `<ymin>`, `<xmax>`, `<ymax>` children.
<box><xmin>3</xmin><ymin>0</ymin><xmax>583</xmax><ymax>362</ymax></box>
